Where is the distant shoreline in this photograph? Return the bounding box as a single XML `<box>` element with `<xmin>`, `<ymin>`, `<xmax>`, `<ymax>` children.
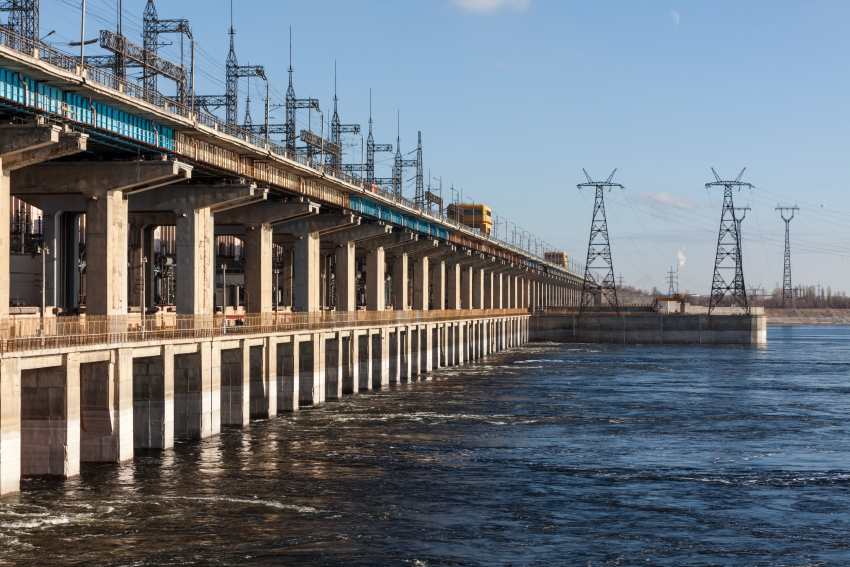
<box><xmin>765</xmin><ymin>308</ymin><xmax>850</xmax><ymax>326</ymax></box>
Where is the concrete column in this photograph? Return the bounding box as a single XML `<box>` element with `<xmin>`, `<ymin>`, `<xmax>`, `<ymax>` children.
<box><xmin>484</xmin><ymin>272</ymin><xmax>494</xmax><ymax>309</ymax></box>
<box><xmin>326</xmin><ymin>334</ymin><xmax>343</xmax><ymax>399</ymax></box>
<box><xmin>510</xmin><ymin>276</ymin><xmax>518</xmax><ymax>308</ymax></box>
<box><xmin>244</xmin><ymin>224</ymin><xmax>273</xmax><ymax>314</ymax></box>
<box><xmin>366</xmin><ymin>248</ymin><xmax>386</xmax><ymax>311</ymax></box>
<box><xmin>347</xmin><ymin>332</ymin><xmax>360</xmax><ymax>393</ymax></box>
<box><xmin>388</xmin><ymin>329</ymin><xmax>400</xmax><ymax>383</ymax></box>
<box><xmin>299</xmin><ymin>334</ymin><xmax>326</xmax><ymax>405</ymax></box>
<box><xmin>460</xmin><ymin>266</ymin><xmax>473</xmax><ymax>310</ymax></box>
<box><xmin>502</xmin><ymin>274</ymin><xmax>511</xmax><ymax>309</ymax></box>
<box><xmin>247</xmin><ymin>341</ymin><xmax>273</xmax><ymax>419</ymax></box>
<box><xmin>413</xmin><ymin>256</ymin><xmax>429</xmax><ymax>311</ymax></box>
<box><xmin>221</xmin><ymin>344</ymin><xmax>250</xmax><ymax>427</ymax></box>
<box><xmin>492</xmin><ymin>273</ymin><xmax>502</xmax><ymax>309</ymax></box>
<box><xmin>176</xmin><ymin>207</ymin><xmax>214</xmax><ymax>315</ymax></box>
<box><xmin>128</xmin><ymin>224</ymin><xmax>156</xmax><ymax>310</ymax></box>
<box><xmin>294</xmin><ymin>231</ymin><xmax>321</xmax><ymax>312</ymax></box>
<box><xmin>336</xmin><ymin>242</ymin><xmax>356</xmax><ymax>311</ymax></box>
<box><xmin>423</xmin><ymin>325</ymin><xmax>433</xmax><ymax>373</ymax></box>
<box><xmin>391</xmin><ymin>253</ymin><xmax>408</xmax><ymax>311</ymax></box>
<box><xmin>472</xmin><ymin>269</ymin><xmax>485</xmax><ymax>309</ymax></box>
<box><xmin>277</xmin><ymin>339</ymin><xmax>299</xmax><ymax>411</ymax></box>
<box><xmin>447</xmin><ymin>263</ymin><xmax>461</xmax><ymax>310</ymax></box>
<box><xmin>174</xmin><ymin>343</ymin><xmax>215</xmax><ymax>439</ymax></box>
<box><xmin>0</xmin><ymin>170</ymin><xmax>8</xmax><ymax>316</ymax></box>
<box><xmin>410</xmin><ymin>326</ymin><xmax>420</xmax><ymax>377</ymax></box>
<box><xmin>359</xmin><ymin>332</ymin><xmax>372</xmax><ymax>390</ymax></box>
<box><xmin>85</xmin><ymin>190</ymin><xmax>128</xmax><ymax>316</ymax></box>
<box><xmin>21</xmin><ymin>354</ymin><xmax>80</xmax><ymax>479</ymax></box>
<box><xmin>402</xmin><ymin>326</ymin><xmax>412</xmax><ymax>380</ymax></box>
<box><xmin>132</xmin><ymin>345</ymin><xmax>174</xmax><ymax>450</ymax></box>
<box><xmin>81</xmin><ymin>348</ymin><xmax>133</xmax><ymax>463</ymax></box>
<box><xmin>440</xmin><ymin>324</ymin><xmax>448</xmax><ymax>366</ymax></box>
<box><xmin>281</xmin><ymin>248</ymin><xmax>294</xmax><ymax>308</ymax></box>
<box><xmin>0</xmin><ymin>358</ymin><xmax>20</xmax><ymax>496</ymax></box>
<box><xmin>373</xmin><ymin>330</ymin><xmax>390</xmax><ymax>388</ymax></box>
<box><xmin>431</xmin><ymin>260</ymin><xmax>445</xmax><ymax>311</ymax></box>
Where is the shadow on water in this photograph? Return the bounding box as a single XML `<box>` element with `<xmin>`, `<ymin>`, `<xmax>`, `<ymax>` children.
<box><xmin>2</xmin><ymin>326</ymin><xmax>850</xmax><ymax>565</ymax></box>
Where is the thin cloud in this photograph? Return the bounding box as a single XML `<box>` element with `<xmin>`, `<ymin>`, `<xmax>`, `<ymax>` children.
<box><xmin>452</xmin><ymin>0</ymin><xmax>532</xmax><ymax>14</ymax></box>
<box><xmin>639</xmin><ymin>190</ymin><xmax>696</xmax><ymax>211</ymax></box>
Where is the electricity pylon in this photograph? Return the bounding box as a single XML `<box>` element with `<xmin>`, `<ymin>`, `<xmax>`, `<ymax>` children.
<box><xmin>578</xmin><ymin>169</ymin><xmax>622</xmax><ymax>314</ymax></box>
<box><xmin>776</xmin><ymin>204</ymin><xmax>799</xmax><ymax>307</ymax></box>
<box><xmin>667</xmin><ymin>267</ymin><xmax>676</xmax><ymax>297</ymax></box>
<box><xmin>706</xmin><ymin>168</ymin><xmax>751</xmax><ymax>314</ymax></box>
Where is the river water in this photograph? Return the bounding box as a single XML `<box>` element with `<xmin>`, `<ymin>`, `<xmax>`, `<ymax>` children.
<box><xmin>2</xmin><ymin>326</ymin><xmax>850</xmax><ymax>566</ymax></box>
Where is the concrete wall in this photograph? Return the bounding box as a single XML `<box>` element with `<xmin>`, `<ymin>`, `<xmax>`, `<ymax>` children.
<box><xmin>9</xmin><ymin>253</ymin><xmax>41</xmax><ymax>309</ymax></box>
<box><xmin>764</xmin><ymin>308</ymin><xmax>850</xmax><ymax>326</ymax></box>
<box><xmin>0</xmin><ymin>314</ymin><xmax>530</xmax><ymax>497</ymax></box>
<box><xmin>530</xmin><ymin>313</ymin><xmax>766</xmax><ymax>345</ymax></box>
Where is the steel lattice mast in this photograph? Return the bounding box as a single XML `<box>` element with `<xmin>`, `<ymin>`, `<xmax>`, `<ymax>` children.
<box><xmin>706</xmin><ymin>168</ymin><xmax>752</xmax><ymax>313</ymax></box>
<box><xmin>365</xmin><ymin>90</ymin><xmax>393</xmax><ymax>186</ymax></box>
<box><xmin>776</xmin><ymin>204</ymin><xmax>798</xmax><ymax>307</ymax></box>
<box><xmin>415</xmin><ymin>132</ymin><xmax>423</xmax><ymax>205</ymax></box>
<box><xmin>578</xmin><ymin>169</ymin><xmax>622</xmax><ymax>314</ymax></box>
<box><xmin>0</xmin><ymin>0</ymin><xmax>38</xmax><ymax>43</ymax></box>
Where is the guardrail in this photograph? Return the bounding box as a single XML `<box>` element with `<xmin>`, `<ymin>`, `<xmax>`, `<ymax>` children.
<box><xmin>0</xmin><ymin>308</ymin><xmax>531</xmax><ymax>353</ymax></box>
<box><xmin>0</xmin><ymin>27</ymin><xmax>583</xmax><ymax>279</ymax></box>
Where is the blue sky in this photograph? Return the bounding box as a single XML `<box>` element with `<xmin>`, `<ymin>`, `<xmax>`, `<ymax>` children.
<box><xmin>38</xmin><ymin>0</ymin><xmax>850</xmax><ymax>294</ymax></box>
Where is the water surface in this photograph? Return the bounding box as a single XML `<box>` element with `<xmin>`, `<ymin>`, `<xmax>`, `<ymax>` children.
<box><xmin>2</xmin><ymin>326</ymin><xmax>850</xmax><ymax>566</ymax></box>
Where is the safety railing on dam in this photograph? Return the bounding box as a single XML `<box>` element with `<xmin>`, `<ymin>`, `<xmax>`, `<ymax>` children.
<box><xmin>0</xmin><ymin>309</ymin><xmax>530</xmax><ymax>353</ymax></box>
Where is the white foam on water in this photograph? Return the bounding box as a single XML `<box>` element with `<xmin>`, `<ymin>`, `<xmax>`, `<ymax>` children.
<box><xmin>162</xmin><ymin>495</ymin><xmax>319</xmax><ymax>514</ymax></box>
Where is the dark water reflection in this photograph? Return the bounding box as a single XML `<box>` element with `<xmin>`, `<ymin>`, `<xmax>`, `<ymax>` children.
<box><xmin>3</xmin><ymin>326</ymin><xmax>850</xmax><ymax>565</ymax></box>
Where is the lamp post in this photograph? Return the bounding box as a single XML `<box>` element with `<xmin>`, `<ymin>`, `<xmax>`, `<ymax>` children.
<box><xmin>221</xmin><ymin>263</ymin><xmax>227</xmax><ymax>334</ymax></box>
<box><xmin>274</xmin><ymin>267</ymin><xmax>280</xmax><ymax>326</ymax></box>
<box><xmin>41</xmin><ymin>245</ymin><xmax>49</xmax><ymax>346</ymax></box>
<box><xmin>140</xmin><ymin>253</ymin><xmax>147</xmax><ymax>338</ymax></box>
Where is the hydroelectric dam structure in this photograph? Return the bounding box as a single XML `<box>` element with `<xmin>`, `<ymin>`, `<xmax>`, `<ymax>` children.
<box><xmin>0</xmin><ymin>4</ymin><xmax>762</xmax><ymax>496</ymax></box>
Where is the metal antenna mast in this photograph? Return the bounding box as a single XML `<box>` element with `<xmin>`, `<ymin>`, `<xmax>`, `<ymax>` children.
<box><xmin>390</xmin><ymin>111</ymin><xmax>417</xmax><ymax>197</ymax></box>
<box><xmin>776</xmin><ymin>204</ymin><xmax>799</xmax><ymax>307</ymax></box>
<box><xmin>324</xmin><ymin>62</ymin><xmax>362</xmax><ymax>169</ymax></box>
<box><xmin>415</xmin><ymin>131</ymin><xmax>423</xmax><ymax>205</ymax></box>
<box><xmin>243</xmin><ymin>72</ymin><xmax>252</xmax><ymax>127</ymax></box>
<box><xmin>706</xmin><ymin>168</ymin><xmax>751</xmax><ymax>313</ymax></box>
<box><xmin>365</xmin><ymin>90</ymin><xmax>393</xmax><ymax>185</ymax></box>
<box><xmin>281</xmin><ymin>28</ymin><xmax>318</xmax><ymax>150</ymax></box>
<box><xmin>578</xmin><ymin>169</ymin><xmax>623</xmax><ymax>314</ymax></box>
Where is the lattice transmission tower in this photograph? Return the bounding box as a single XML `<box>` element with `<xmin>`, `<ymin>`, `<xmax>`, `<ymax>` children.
<box><xmin>706</xmin><ymin>168</ymin><xmax>751</xmax><ymax>313</ymax></box>
<box><xmin>578</xmin><ymin>169</ymin><xmax>622</xmax><ymax>314</ymax></box>
<box><xmin>0</xmin><ymin>0</ymin><xmax>38</xmax><ymax>42</ymax></box>
<box><xmin>776</xmin><ymin>204</ymin><xmax>799</xmax><ymax>307</ymax></box>
<box><xmin>667</xmin><ymin>267</ymin><xmax>676</xmax><ymax>297</ymax></box>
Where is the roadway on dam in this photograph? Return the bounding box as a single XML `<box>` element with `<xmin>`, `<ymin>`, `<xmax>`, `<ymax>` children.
<box><xmin>0</xmin><ymin>326</ymin><xmax>848</xmax><ymax>566</ymax></box>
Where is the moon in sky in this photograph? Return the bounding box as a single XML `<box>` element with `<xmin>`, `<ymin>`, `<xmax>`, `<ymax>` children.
<box><xmin>671</xmin><ymin>11</ymin><xmax>680</xmax><ymax>25</ymax></box>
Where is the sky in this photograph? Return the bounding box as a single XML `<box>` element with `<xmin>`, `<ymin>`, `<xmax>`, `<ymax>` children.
<box><xmin>36</xmin><ymin>0</ymin><xmax>850</xmax><ymax>295</ymax></box>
